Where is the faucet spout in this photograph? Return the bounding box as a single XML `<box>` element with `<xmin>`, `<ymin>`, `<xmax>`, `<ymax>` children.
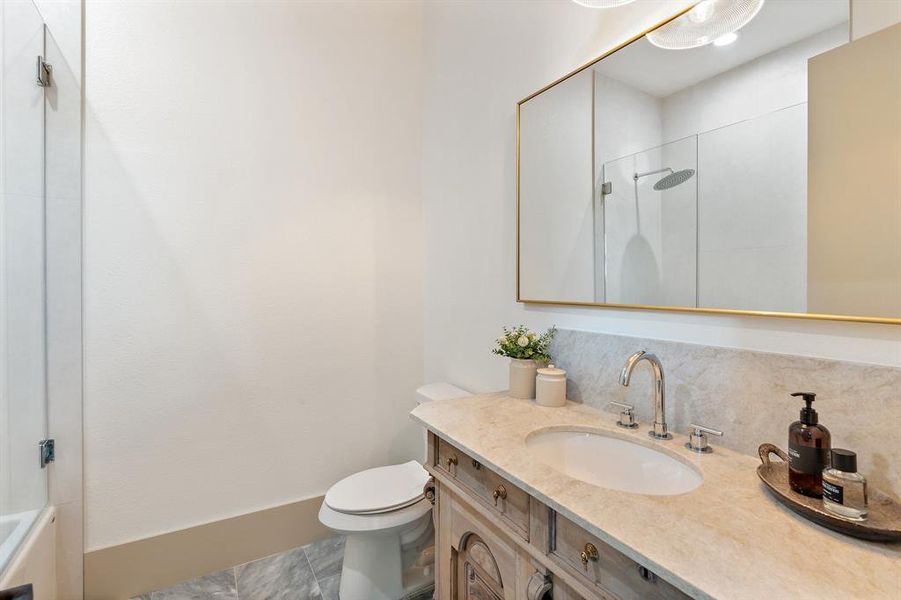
<box><xmin>619</xmin><ymin>350</ymin><xmax>671</xmax><ymax>440</ymax></box>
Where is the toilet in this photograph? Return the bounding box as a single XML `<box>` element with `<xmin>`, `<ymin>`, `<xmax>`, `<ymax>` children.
<box><xmin>319</xmin><ymin>383</ymin><xmax>470</xmax><ymax>600</ymax></box>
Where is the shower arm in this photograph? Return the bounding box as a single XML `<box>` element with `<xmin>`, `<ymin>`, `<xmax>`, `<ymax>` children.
<box><xmin>633</xmin><ymin>167</ymin><xmax>673</xmax><ymax>181</ymax></box>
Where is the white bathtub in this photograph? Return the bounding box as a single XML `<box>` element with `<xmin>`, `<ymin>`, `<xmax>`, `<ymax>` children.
<box><xmin>0</xmin><ymin>507</ymin><xmax>56</xmax><ymax>599</ymax></box>
<box><xmin>1</xmin><ymin>509</ymin><xmax>41</xmax><ymax>574</ymax></box>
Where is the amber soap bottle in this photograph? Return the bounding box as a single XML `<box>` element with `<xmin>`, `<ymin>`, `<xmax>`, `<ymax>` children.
<box><xmin>788</xmin><ymin>392</ymin><xmax>831</xmax><ymax>498</ymax></box>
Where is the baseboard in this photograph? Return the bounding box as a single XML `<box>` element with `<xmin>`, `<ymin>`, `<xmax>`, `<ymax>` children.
<box><xmin>84</xmin><ymin>495</ymin><xmax>329</xmax><ymax>600</ymax></box>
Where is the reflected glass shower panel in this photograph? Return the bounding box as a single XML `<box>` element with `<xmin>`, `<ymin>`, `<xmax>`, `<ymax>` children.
<box><xmin>600</xmin><ymin>136</ymin><xmax>698</xmax><ymax>306</ymax></box>
<box><xmin>697</xmin><ymin>103</ymin><xmax>808</xmax><ymax>312</ymax></box>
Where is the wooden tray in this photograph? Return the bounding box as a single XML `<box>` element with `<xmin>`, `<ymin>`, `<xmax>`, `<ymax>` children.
<box><xmin>757</xmin><ymin>443</ymin><xmax>901</xmax><ymax>542</ymax></box>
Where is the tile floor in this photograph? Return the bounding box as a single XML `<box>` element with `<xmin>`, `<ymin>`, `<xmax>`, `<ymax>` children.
<box><xmin>132</xmin><ymin>535</ymin><xmax>435</xmax><ymax>600</ymax></box>
<box><xmin>132</xmin><ymin>535</ymin><xmax>345</xmax><ymax>600</ymax></box>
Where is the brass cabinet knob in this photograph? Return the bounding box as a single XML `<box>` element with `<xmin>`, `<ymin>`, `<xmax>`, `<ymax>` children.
<box><xmin>446</xmin><ymin>455</ymin><xmax>458</xmax><ymax>471</ymax></box>
<box><xmin>492</xmin><ymin>484</ymin><xmax>507</xmax><ymax>506</ymax></box>
<box><xmin>580</xmin><ymin>542</ymin><xmax>599</xmax><ymax>568</ymax></box>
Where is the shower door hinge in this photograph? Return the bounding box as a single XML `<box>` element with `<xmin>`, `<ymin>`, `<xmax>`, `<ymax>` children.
<box><xmin>36</xmin><ymin>55</ymin><xmax>52</xmax><ymax>87</ymax></box>
<box><xmin>601</xmin><ymin>181</ymin><xmax>613</xmax><ymax>195</ymax></box>
<box><xmin>39</xmin><ymin>439</ymin><xmax>55</xmax><ymax>468</ymax></box>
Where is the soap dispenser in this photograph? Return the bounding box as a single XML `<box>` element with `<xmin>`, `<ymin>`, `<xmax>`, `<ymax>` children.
<box><xmin>787</xmin><ymin>392</ymin><xmax>831</xmax><ymax>498</ymax></box>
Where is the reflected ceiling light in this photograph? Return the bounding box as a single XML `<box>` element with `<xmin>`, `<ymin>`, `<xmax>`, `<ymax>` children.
<box><xmin>713</xmin><ymin>31</ymin><xmax>739</xmax><ymax>46</ymax></box>
<box><xmin>646</xmin><ymin>0</ymin><xmax>764</xmax><ymax>50</ymax></box>
<box><xmin>571</xmin><ymin>0</ymin><xmax>637</xmax><ymax>8</ymax></box>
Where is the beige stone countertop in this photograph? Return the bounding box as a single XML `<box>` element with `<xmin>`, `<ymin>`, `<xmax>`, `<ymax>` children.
<box><xmin>410</xmin><ymin>393</ymin><xmax>901</xmax><ymax>600</ymax></box>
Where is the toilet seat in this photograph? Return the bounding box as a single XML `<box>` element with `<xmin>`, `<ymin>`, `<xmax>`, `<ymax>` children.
<box><xmin>325</xmin><ymin>460</ymin><xmax>429</xmax><ymax>515</ymax></box>
<box><xmin>319</xmin><ymin>496</ymin><xmax>432</xmax><ymax>535</ymax></box>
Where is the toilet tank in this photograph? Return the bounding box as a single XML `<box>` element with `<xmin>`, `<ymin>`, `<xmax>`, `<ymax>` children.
<box><xmin>415</xmin><ymin>383</ymin><xmax>470</xmax><ymax>462</ymax></box>
<box><xmin>415</xmin><ymin>382</ymin><xmax>471</xmax><ymax>405</ymax></box>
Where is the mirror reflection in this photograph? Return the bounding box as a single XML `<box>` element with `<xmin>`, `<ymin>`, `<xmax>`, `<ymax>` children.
<box><xmin>518</xmin><ymin>0</ymin><xmax>901</xmax><ymax>321</ymax></box>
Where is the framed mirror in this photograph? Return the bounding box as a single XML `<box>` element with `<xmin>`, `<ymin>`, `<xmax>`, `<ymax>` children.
<box><xmin>516</xmin><ymin>0</ymin><xmax>901</xmax><ymax>323</ymax></box>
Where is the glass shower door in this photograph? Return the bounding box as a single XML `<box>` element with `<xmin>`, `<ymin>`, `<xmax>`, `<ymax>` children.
<box><xmin>600</xmin><ymin>135</ymin><xmax>698</xmax><ymax>307</ymax></box>
<box><xmin>0</xmin><ymin>0</ymin><xmax>50</xmax><ymax>572</ymax></box>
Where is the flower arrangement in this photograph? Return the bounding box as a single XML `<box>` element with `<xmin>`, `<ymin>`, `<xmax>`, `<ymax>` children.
<box><xmin>492</xmin><ymin>325</ymin><xmax>556</xmax><ymax>363</ymax></box>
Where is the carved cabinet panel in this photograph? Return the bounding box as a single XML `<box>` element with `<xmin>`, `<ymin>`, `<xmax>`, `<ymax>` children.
<box><xmin>456</xmin><ymin>533</ymin><xmax>504</xmax><ymax>600</ymax></box>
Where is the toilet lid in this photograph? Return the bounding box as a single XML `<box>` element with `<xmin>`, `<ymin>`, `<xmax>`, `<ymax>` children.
<box><xmin>325</xmin><ymin>460</ymin><xmax>430</xmax><ymax>515</ymax></box>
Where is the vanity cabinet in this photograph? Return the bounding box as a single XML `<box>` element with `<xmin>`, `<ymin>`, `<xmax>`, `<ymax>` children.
<box><xmin>427</xmin><ymin>433</ymin><xmax>691</xmax><ymax>600</ymax></box>
<box><xmin>435</xmin><ymin>436</ymin><xmax>531</xmax><ymax>539</ymax></box>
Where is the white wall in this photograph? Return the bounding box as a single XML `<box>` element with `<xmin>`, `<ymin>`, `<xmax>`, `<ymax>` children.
<box><xmin>662</xmin><ymin>26</ymin><xmax>848</xmax><ymax>313</ymax></box>
<box><xmin>84</xmin><ymin>0</ymin><xmax>424</xmax><ymax>551</ymax></box>
<box><xmin>421</xmin><ymin>0</ymin><xmax>901</xmax><ymax>401</ymax></box>
<box><xmin>852</xmin><ymin>0</ymin><xmax>901</xmax><ymax>38</ymax></box>
<box><xmin>519</xmin><ymin>69</ymin><xmax>594</xmax><ymax>302</ymax></box>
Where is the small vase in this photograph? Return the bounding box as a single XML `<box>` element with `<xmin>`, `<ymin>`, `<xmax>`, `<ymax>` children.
<box><xmin>509</xmin><ymin>358</ymin><xmax>543</xmax><ymax>399</ymax></box>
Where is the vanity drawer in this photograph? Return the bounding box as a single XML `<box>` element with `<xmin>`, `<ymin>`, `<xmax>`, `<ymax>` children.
<box><xmin>551</xmin><ymin>512</ymin><xmax>689</xmax><ymax>600</ymax></box>
<box><xmin>435</xmin><ymin>437</ymin><xmax>530</xmax><ymax>539</ymax></box>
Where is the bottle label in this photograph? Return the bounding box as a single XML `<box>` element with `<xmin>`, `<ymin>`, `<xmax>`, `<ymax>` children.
<box><xmin>788</xmin><ymin>444</ymin><xmax>828</xmax><ymax>475</ymax></box>
<box><xmin>823</xmin><ymin>480</ymin><xmax>844</xmax><ymax>505</ymax></box>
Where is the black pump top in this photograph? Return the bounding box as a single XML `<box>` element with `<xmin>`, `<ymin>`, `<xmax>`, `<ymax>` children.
<box><xmin>791</xmin><ymin>392</ymin><xmax>818</xmax><ymax>424</ymax></box>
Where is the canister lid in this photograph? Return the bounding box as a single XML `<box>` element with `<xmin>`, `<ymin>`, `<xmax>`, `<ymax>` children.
<box><xmin>537</xmin><ymin>364</ymin><xmax>566</xmax><ymax>378</ymax></box>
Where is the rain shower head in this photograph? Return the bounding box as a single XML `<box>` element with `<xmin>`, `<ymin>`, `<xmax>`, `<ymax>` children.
<box><xmin>654</xmin><ymin>168</ymin><xmax>695</xmax><ymax>191</ymax></box>
<box><xmin>633</xmin><ymin>167</ymin><xmax>695</xmax><ymax>191</ymax></box>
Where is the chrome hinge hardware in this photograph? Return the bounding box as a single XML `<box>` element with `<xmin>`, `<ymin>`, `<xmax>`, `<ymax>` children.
<box><xmin>601</xmin><ymin>181</ymin><xmax>613</xmax><ymax>195</ymax></box>
<box><xmin>37</xmin><ymin>55</ymin><xmax>52</xmax><ymax>87</ymax></box>
<box><xmin>39</xmin><ymin>439</ymin><xmax>55</xmax><ymax>468</ymax></box>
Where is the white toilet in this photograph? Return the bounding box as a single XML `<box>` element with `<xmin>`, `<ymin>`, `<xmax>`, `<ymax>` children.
<box><xmin>319</xmin><ymin>383</ymin><xmax>470</xmax><ymax>600</ymax></box>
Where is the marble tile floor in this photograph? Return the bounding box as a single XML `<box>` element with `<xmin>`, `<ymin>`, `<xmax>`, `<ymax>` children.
<box><xmin>131</xmin><ymin>536</ymin><xmax>345</xmax><ymax>600</ymax></box>
<box><xmin>131</xmin><ymin>535</ymin><xmax>434</xmax><ymax>600</ymax></box>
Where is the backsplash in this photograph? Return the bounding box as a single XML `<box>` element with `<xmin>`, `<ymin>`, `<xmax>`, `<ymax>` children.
<box><xmin>550</xmin><ymin>329</ymin><xmax>901</xmax><ymax>499</ymax></box>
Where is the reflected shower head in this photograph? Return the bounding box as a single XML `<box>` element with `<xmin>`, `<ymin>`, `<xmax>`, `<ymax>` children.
<box><xmin>634</xmin><ymin>167</ymin><xmax>695</xmax><ymax>191</ymax></box>
<box><xmin>653</xmin><ymin>168</ymin><xmax>695</xmax><ymax>191</ymax></box>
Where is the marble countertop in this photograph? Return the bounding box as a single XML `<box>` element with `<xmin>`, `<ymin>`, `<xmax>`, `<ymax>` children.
<box><xmin>411</xmin><ymin>393</ymin><xmax>901</xmax><ymax>600</ymax></box>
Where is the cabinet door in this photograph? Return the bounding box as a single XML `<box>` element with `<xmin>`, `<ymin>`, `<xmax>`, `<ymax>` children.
<box><xmin>444</xmin><ymin>487</ymin><xmax>520</xmax><ymax>599</ymax></box>
<box><xmin>456</xmin><ymin>533</ymin><xmax>504</xmax><ymax>600</ymax></box>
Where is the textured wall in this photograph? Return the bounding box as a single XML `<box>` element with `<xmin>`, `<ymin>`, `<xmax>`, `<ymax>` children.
<box><xmin>84</xmin><ymin>0</ymin><xmax>424</xmax><ymax>550</ymax></box>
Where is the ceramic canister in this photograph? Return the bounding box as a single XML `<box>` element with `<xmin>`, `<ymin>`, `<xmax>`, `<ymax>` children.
<box><xmin>509</xmin><ymin>358</ymin><xmax>542</xmax><ymax>399</ymax></box>
<box><xmin>535</xmin><ymin>364</ymin><xmax>566</xmax><ymax>407</ymax></box>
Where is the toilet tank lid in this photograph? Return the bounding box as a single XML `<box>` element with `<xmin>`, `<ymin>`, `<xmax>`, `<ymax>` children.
<box><xmin>416</xmin><ymin>382</ymin><xmax>471</xmax><ymax>404</ymax></box>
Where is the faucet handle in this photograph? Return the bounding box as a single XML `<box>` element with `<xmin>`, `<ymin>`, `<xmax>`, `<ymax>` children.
<box><xmin>608</xmin><ymin>401</ymin><xmax>639</xmax><ymax>429</ymax></box>
<box><xmin>685</xmin><ymin>423</ymin><xmax>723</xmax><ymax>454</ymax></box>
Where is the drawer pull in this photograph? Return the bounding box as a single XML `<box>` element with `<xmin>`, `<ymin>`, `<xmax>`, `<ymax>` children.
<box><xmin>580</xmin><ymin>543</ymin><xmax>599</xmax><ymax>568</ymax></box>
<box><xmin>492</xmin><ymin>484</ymin><xmax>507</xmax><ymax>506</ymax></box>
<box><xmin>446</xmin><ymin>455</ymin><xmax>458</xmax><ymax>471</ymax></box>
<box><xmin>471</xmin><ymin>459</ymin><xmax>482</xmax><ymax>470</ymax></box>
<box><xmin>637</xmin><ymin>565</ymin><xmax>658</xmax><ymax>583</ymax></box>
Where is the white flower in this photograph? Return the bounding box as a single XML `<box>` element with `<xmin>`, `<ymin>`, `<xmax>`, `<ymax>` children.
<box><xmin>517</xmin><ymin>335</ymin><xmax>530</xmax><ymax>347</ymax></box>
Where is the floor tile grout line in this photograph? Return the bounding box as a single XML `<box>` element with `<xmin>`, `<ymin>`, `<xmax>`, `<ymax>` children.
<box><xmin>233</xmin><ymin>565</ymin><xmax>240</xmax><ymax>600</ymax></box>
<box><xmin>302</xmin><ymin>546</ymin><xmax>324</xmax><ymax>598</ymax></box>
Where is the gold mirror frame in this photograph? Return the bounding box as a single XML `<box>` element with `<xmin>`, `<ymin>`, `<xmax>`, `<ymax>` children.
<box><xmin>515</xmin><ymin>3</ymin><xmax>900</xmax><ymax>325</ymax></box>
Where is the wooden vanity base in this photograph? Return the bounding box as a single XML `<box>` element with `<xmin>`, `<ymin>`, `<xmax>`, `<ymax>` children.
<box><xmin>426</xmin><ymin>432</ymin><xmax>690</xmax><ymax>600</ymax></box>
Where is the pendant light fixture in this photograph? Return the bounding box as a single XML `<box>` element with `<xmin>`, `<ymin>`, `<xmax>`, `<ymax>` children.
<box><xmin>646</xmin><ymin>0</ymin><xmax>765</xmax><ymax>50</ymax></box>
<box><xmin>571</xmin><ymin>0</ymin><xmax>637</xmax><ymax>8</ymax></box>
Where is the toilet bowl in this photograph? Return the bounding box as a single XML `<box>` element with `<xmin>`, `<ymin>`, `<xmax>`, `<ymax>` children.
<box><xmin>319</xmin><ymin>383</ymin><xmax>470</xmax><ymax>600</ymax></box>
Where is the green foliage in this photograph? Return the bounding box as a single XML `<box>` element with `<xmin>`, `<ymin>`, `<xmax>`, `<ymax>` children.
<box><xmin>491</xmin><ymin>325</ymin><xmax>556</xmax><ymax>362</ymax></box>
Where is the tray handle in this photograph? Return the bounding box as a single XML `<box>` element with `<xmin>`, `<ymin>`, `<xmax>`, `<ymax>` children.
<box><xmin>758</xmin><ymin>443</ymin><xmax>788</xmax><ymax>466</ymax></box>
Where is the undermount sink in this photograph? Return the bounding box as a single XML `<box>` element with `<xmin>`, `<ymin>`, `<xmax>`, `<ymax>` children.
<box><xmin>525</xmin><ymin>428</ymin><xmax>702</xmax><ymax>496</ymax></box>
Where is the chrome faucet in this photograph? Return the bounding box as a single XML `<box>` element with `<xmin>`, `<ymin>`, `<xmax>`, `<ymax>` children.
<box><xmin>619</xmin><ymin>350</ymin><xmax>671</xmax><ymax>440</ymax></box>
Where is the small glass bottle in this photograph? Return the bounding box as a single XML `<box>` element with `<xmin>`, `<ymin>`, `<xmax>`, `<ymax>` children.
<box><xmin>822</xmin><ymin>449</ymin><xmax>868</xmax><ymax>521</ymax></box>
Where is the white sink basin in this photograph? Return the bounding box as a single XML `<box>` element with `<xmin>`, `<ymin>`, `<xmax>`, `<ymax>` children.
<box><xmin>525</xmin><ymin>429</ymin><xmax>702</xmax><ymax>496</ymax></box>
